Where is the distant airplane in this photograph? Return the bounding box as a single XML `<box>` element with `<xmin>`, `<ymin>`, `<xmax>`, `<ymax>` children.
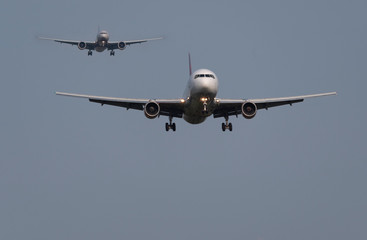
<box><xmin>56</xmin><ymin>54</ymin><xmax>336</xmax><ymax>131</ymax></box>
<box><xmin>39</xmin><ymin>30</ymin><xmax>162</xmax><ymax>56</ymax></box>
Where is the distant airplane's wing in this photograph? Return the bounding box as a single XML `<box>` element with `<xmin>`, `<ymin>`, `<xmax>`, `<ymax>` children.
<box><xmin>213</xmin><ymin>92</ymin><xmax>337</xmax><ymax>118</ymax></box>
<box><xmin>56</xmin><ymin>92</ymin><xmax>185</xmax><ymax>118</ymax></box>
<box><xmin>38</xmin><ymin>37</ymin><xmax>95</xmax><ymax>49</ymax></box>
<box><xmin>107</xmin><ymin>37</ymin><xmax>163</xmax><ymax>50</ymax></box>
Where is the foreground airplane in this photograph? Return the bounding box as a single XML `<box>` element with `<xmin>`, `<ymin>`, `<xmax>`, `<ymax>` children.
<box><xmin>56</xmin><ymin>55</ymin><xmax>336</xmax><ymax>131</ymax></box>
<box><xmin>39</xmin><ymin>30</ymin><xmax>162</xmax><ymax>56</ymax></box>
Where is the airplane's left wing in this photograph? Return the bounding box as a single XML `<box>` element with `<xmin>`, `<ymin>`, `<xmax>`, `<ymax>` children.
<box><xmin>56</xmin><ymin>92</ymin><xmax>185</xmax><ymax>118</ymax></box>
<box><xmin>213</xmin><ymin>92</ymin><xmax>336</xmax><ymax>118</ymax></box>
<box><xmin>107</xmin><ymin>37</ymin><xmax>163</xmax><ymax>50</ymax></box>
<box><xmin>38</xmin><ymin>37</ymin><xmax>96</xmax><ymax>49</ymax></box>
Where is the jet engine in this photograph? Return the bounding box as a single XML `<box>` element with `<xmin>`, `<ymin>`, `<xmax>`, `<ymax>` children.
<box><xmin>144</xmin><ymin>101</ymin><xmax>160</xmax><ymax>119</ymax></box>
<box><xmin>78</xmin><ymin>41</ymin><xmax>87</xmax><ymax>50</ymax></box>
<box><xmin>241</xmin><ymin>101</ymin><xmax>257</xmax><ymax>119</ymax></box>
<box><xmin>117</xmin><ymin>41</ymin><xmax>126</xmax><ymax>50</ymax></box>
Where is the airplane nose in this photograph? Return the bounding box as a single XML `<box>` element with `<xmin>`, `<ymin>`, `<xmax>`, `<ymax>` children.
<box><xmin>192</xmin><ymin>77</ymin><xmax>218</xmax><ymax>96</ymax></box>
<box><xmin>98</xmin><ymin>34</ymin><xmax>109</xmax><ymax>42</ymax></box>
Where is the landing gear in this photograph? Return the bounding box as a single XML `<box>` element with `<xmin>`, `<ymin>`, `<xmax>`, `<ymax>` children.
<box><xmin>202</xmin><ymin>102</ymin><xmax>208</xmax><ymax>114</ymax></box>
<box><xmin>201</xmin><ymin>98</ymin><xmax>208</xmax><ymax>114</ymax></box>
<box><xmin>110</xmin><ymin>50</ymin><xmax>115</xmax><ymax>56</ymax></box>
<box><xmin>88</xmin><ymin>50</ymin><xmax>92</xmax><ymax>56</ymax></box>
<box><xmin>221</xmin><ymin>115</ymin><xmax>233</xmax><ymax>131</ymax></box>
<box><xmin>165</xmin><ymin>115</ymin><xmax>176</xmax><ymax>132</ymax></box>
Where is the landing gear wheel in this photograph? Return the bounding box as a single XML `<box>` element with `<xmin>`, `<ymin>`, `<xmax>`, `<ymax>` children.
<box><xmin>110</xmin><ymin>50</ymin><xmax>115</xmax><ymax>56</ymax></box>
<box><xmin>221</xmin><ymin>115</ymin><xmax>233</xmax><ymax>132</ymax></box>
<box><xmin>165</xmin><ymin>115</ymin><xmax>176</xmax><ymax>132</ymax></box>
<box><xmin>165</xmin><ymin>123</ymin><xmax>169</xmax><ymax>132</ymax></box>
<box><xmin>88</xmin><ymin>50</ymin><xmax>92</xmax><ymax>56</ymax></box>
<box><xmin>172</xmin><ymin>123</ymin><xmax>176</xmax><ymax>132</ymax></box>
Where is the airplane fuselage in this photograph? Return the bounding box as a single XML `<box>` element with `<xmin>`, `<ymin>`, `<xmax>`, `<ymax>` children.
<box><xmin>95</xmin><ymin>31</ymin><xmax>110</xmax><ymax>52</ymax></box>
<box><xmin>183</xmin><ymin>69</ymin><xmax>218</xmax><ymax>124</ymax></box>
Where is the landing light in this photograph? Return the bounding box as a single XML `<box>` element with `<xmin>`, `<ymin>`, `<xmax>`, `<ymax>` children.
<box><xmin>180</xmin><ymin>99</ymin><xmax>185</xmax><ymax>103</ymax></box>
<box><xmin>201</xmin><ymin>97</ymin><xmax>208</xmax><ymax>102</ymax></box>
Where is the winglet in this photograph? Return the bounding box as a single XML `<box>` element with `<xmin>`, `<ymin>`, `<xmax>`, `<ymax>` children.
<box><xmin>188</xmin><ymin>53</ymin><xmax>192</xmax><ymax>76</ymax></box>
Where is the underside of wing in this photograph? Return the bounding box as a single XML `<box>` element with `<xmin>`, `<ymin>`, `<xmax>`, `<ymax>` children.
<box><xmin>107</xmin><ymin>37</ymin><xmax>162</xmax><ymax>50</ymax></box>
<box><xmin>38</xmin><ymin>37</ymin><xmax>95</xmax><ymax>49</ymax></box>
<box><xmin>56</xmin><ymin>92</ymin><xmax>185</xmax><ymax>118</ymax></box>
<box><xmin>124</xmin><ymin>37</ymin><xmax>163</xmax><ymax>45</ymax></box>
<box><xmin>213</xmin><ymin>92</ymin><xmax>336</xmax><ymax>118</ymax></box>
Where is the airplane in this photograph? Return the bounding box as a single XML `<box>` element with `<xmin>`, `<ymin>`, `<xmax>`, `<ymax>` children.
<box><xmin>56</xmin><ymin>54</ymin><xmax>336</xmax><ymax>131</ymax></box>
<box><xmin>39</xmin><ymin>30</ymin><xmax>162</xmax><ymax>56</ymax></box>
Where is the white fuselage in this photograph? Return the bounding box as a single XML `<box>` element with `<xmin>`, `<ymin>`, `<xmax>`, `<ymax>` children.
<box><xmin>95</xmin><ymin>31</ymin><xmax>110</xmax><ymax>52</ymax></box>
<box><xmin>183</xmin><ymin>69</ymin><xmax>219</xmax><ymax>124</ymax></box>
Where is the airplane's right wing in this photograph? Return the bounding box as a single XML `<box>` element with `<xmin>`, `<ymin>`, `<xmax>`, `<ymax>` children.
<box><xmin>56</xmin><ymin>92</ymin><xmax>185</xmax><ymax>118</ymax></box>
<box><xmin>38</xmin><ymin>37</ymin><xmax>96</xmax><ymax>49</ymax></box>
<box><xmin>107</xmin><ymin>37</ymin><xmax>163</xmax><ymax>50</ymax></box>
<box><xmin>123</xmin><ymin>37</ymin><xmax>163</xmax><ymax>45</ymax></box>
<box><xmin>213</xmin><ymin>92</ymin><xmax>337</xmax><ymax>118</ymax></box>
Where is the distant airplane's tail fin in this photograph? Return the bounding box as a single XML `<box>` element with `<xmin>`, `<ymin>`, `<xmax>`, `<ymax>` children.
<box><xmin>188</xmin><ymin>53</ymin><xmax>192</xmax><ymax>76</ymax></box>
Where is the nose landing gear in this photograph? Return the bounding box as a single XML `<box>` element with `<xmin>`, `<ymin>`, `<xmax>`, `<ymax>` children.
<box><xmin>88</xmin><ymin>50</ymin><xmax>93</xmax><ymax>56</ymax></box>
<box><xmin>201</xmin><ymin>97</ymin><xmax>209</xmax><ymax>114</ymax></box>
<box><xmin>110</xmin><ymin>50</ymin><xmax>115</xmax><ymax>56</ymax></box>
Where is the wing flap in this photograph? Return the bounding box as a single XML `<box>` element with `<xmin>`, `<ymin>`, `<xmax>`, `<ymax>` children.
<box><xmin>89</xmin><ymin>99</ymin><xmax>144</xmax><ymax>110</ymax></box>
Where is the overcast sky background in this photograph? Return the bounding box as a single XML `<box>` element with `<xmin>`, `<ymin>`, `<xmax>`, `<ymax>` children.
<box><xmin>1</xmin><ymin>0</ymin><xmax>366</xmax><ymax>240</ymax></box>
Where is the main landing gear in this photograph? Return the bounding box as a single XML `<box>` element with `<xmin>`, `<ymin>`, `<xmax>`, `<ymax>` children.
<box><xmin>221</xmin><ymin>115</ymin><xmax>233</xmax><ymax>131</ymax></box>
<box><xmin>110</xmin><ymin>50</ymin><xmax>115</xmax><ymax>56</ymax></box>
<box><xmin>165</xmin><ymin>115</ymin><xmax>176</xmax><ymax>132</ymax></box>
<box><xmin>88</xmin><ymin>50</ymin><xmax>93</xmax><ymax>56</ymax></box>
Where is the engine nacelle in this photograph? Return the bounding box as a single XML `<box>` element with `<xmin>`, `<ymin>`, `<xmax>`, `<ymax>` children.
<box><xmin>144</xmin><ymin>101</ymin><xmax>160</xmax><ymax>119</ymax></box>
<box><xmin>117</xmin><ymin>41</ymin><xmax>126</xmax><ymax>50</ymax></box>
<box><xmin>78</xmin><ymin>41</ymin><xmax>87</xmax><ymax>50</ymax></box>
<box><xmin>241</xmin><ymin>101</ymin><xmax>257</xmax><ymax>119</ymax></box>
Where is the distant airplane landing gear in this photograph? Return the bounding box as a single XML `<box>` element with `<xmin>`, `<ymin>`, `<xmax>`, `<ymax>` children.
<box><xmin>221</xmin><ymin>115</ymin><xmax>232</xmax><ymax>131</ymax></box>
<box><xmin>165</xmin><ymin>116</ymin><xmax>176</xmax><ymax>131</ymax></box>
<box><xmin>88</xmin><ymin>50</ymin><xmax>92</xmax><ymax>56</ymax></box>
<box><xmin>110</xmin><ymin>50</ymin><xmax>115</xmax><ymax>56</ymax></box>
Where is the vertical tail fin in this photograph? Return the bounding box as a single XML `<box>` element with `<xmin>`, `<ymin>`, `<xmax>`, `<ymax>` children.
<box><xmin>188</xmin><ymin>53</ymin><xmax>192</xmax><ymax>76</ymax></box>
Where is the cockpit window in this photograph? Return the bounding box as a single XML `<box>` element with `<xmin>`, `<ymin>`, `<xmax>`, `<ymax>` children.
<box><xmin>206</xmin><ymin>74</ymin><xmax>215</xmax><ymax>79</ymax></box>
<box><xmin>194</xmin><ymin>74</ymin><xmax>215</xmax><ymax>79</ymax></box>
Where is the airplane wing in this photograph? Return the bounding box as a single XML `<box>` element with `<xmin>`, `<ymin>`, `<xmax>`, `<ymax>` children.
<box><xmin>56</xmin><ymin>92</ymin><xmax>185</xmax><ymax>118</ymax></box>
<box><xmin>38</xmin><ymin>37</ymin><xmax>95</xmax><ymax>49</ymax></box>
<box><xmin>213</xmin><ymin>92</ymin><xmax>337</xmax><ymax>118</ymax></box>
<box><xmin>107</xmin><ymin>37</ymin><xmax>163</xmax><ymax>50</ymax></box>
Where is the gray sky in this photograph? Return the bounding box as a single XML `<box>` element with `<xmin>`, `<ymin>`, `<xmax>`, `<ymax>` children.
<box><xmin>1</xmin><ymin>0</ymin><xmax>366</xmax><ymax>239</ymax></box>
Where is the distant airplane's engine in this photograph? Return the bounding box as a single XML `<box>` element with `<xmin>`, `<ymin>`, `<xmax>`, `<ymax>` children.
<box><xmin>241</xmin><ymin>101</ymin><xmax>257</xmax><ymax>119</ymax></box>
<box><xmin>144</xmin><ymin>101</ymin><xmax>160</xmax><ymax>119</ymax></box>
<box><xmin>78</xmin><ymin>41</ymin><xmax>87</xmax><ymax>50</ymax></box>
<box><xmin>117</xmin><ymin>41</ymin><xmax>126</xmax><ymax>50</ymax></box>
